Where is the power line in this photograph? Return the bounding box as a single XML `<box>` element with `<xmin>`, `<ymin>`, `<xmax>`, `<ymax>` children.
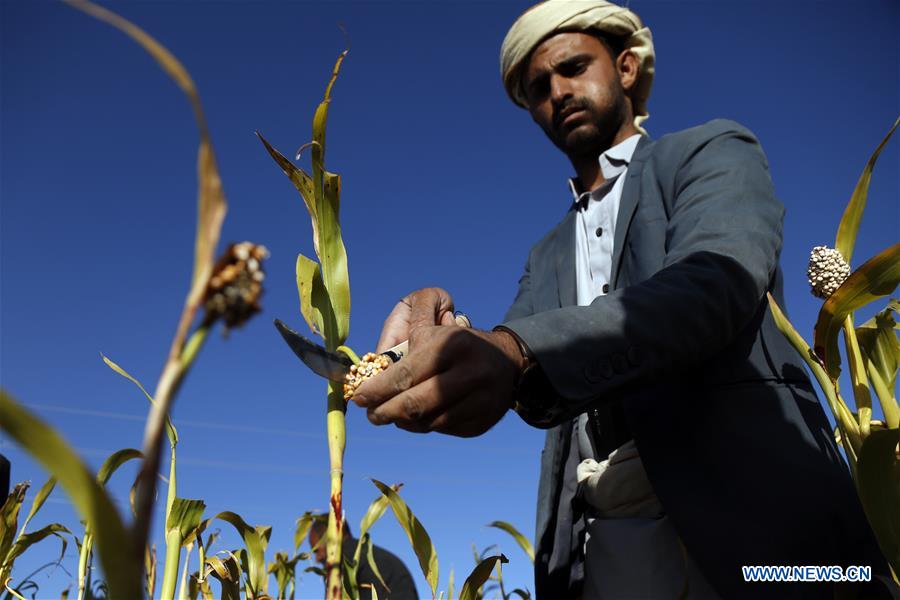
<box><xmin>17</xmin><ymin>402</ymin><xmax>537</xmax><ymax>455</ymax></box>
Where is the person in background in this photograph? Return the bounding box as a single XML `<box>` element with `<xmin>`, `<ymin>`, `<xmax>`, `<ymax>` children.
<box><xmin>308</xmin><ymin>518</ymin><xmax>418</xmax><ymax>599</ymax></box>
<box><xmin>0</xmin><ymin>454</ymin><xmax>8</xmax><ymax>499</ymax></box>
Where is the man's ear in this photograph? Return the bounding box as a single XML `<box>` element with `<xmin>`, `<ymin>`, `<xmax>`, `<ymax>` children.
<box><xmin>616</xmin><ymin>49</ymin><xmax>639</xmax><ymax>93</ymax></box>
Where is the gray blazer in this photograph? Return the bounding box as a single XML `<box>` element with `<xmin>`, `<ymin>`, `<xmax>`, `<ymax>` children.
<box><xmin>502</xmin><ymin>120</ymin><xmax>888</xmax><ymax>599</ymax></box>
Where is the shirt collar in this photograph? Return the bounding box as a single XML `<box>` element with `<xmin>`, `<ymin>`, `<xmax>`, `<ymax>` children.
<box><xmin>567</xmin><ymin>133</ymin><xmax>643</xmax><ymax>202</ymax></box>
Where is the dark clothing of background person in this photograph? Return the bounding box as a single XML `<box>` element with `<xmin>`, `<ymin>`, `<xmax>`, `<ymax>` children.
<box><xmin>0</xmin><ymin>454</ymin><xmax>9</xmax><ymax>498</ymax></box>
<box><xmin>342</xmin><ymin>536</ymin><xmax>418</xmax><ymax>600</ymax></box>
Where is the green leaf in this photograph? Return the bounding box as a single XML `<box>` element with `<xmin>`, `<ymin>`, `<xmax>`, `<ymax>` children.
<box><xmin>341</xmin><ymin>547</ymin><xmax>359</xmax><ymax>600</ymax></box>
<box><xmin>96</xmin><ymin>449</ymin><xmax>142</xmax><ymax>487</ymax></box>
<box><xmin>101</xmin><ymin>355</ymin><xmax>178</xmax><ymax>447</ymax></box>
<box><xmin>310</xmin><ymin>51</ymin><xmax>348</xmax><ymax>193</ymax></box>
<box><xmin>358</xmin><ymin>489</ymin><xmax>394</xmax><ymax>537</ymax></box>
<box><xmin>835</xmin><ymin>118</ymin><xmax>899</xmax><ymax>264</ymax></box>
<box><xmin>364</xmin><ymin>534</ymin><xmax>390</xmax><ymax>596</ymax></box>
<box><xmin>167</xmin><ymin>498</ymin><xmax>206</xmax><ymax>541</ymax></box>
<box><xmin>768</xmin><ymin>294</ymin><xmax>861</xmax><ymax>456</ymax></box>
<box><xmin>857</xmin><ymin>300</ymin><xmax>900</xmax><ymax>387</ymax></box>
<box><xmin>295</xmin><ymin>254</ymin><xmax>336</xmax><ymax>342</ymax></box>
<box><xmin>257</xmin><ymin>133</ymin><xmax>320</xmax><ymax>258</ymax></box>
<box><xmin>856</xmin><ymin>427</ymin><xmax>900</xmax><ymax>577</ymax></box>
<box><xmin>6</xmin><ymin>523</ymin><xmax>71</xmax><ymax>564</ymax></box>
<box><xmin>146</xmin><ymin>543</ymin><xmax>159</xmax><ymax>599</ymax></box>
<box><xmin>372</xmin><ymin>479</ymin><xmax>439</xmax><ymax>596</ymax></box>
<box><xmin>0</xmin><ymin>391</ymin><xmax>141</xmax><ymax>599</ymax></box>
<box><xmin>309</xmin><ymin>52</ymin><xmax>351</xmax><ymax>348</ymax></box>
<box><xmin>162</xmin><ymin>498</ymin><xmax>206</xmax><ymax>600</ymax></box>
<box><xmin>315</xmin><ymin>172</ymin><xmax>351</xmax><ymax>348</ymax></box>
<box><xmin>346</xmin><ymin>487</ymin><xmax>397</xmax><ymax>598</ymax></box>
<box><xmin>19</xmin><ymin>477</ymin><xmax>56</xmax><ymax>538</ymax></box>
<box><xmin>204</xmin><ymin>530</ymin><xmax>220</xmax><ymax>554</ymax></box>
<box><xmin>4</xmin><ymin>582</ymin><xmax>27</xmax><ymax>600</ymax></box>
<box><xmin>304</xmin><ymin>565</ymin><xmax>327</xmax><ymax>578</ymax></box>
<box><xmin>210</xmin><ymin>512</ymin><xmax>271</xmax><ymax>597</ymax></box>
<box><xmin>1</xmin><ymin>483</ymin><xmax>28</xmax><ymax>561</ymax></box>
<box><xmin>814</xmin><ymin>244</ymin><xmax>900</xmax><ymax>379</ymax></box>
<box><xmin>459</xmin><ymin>554</ymin><xmax>508</xmax><ymax>600</ymax></box>
<box><xmin>294</xmin><ymin>512</ymin><xmax>316</xmax><ymax>554</ymax></box>
<box><xmin>487</xmin><ymin>521</ymin><xmax>534</xmax><ymax>563</ymax></box>
<box><xmin>857</xmin><ymin>301</ymin><xmax>900</xmax><ymax>428</ymax></box>
<box><xmin>268</xmin><ymin>551</ymin><xmax>300</xmax><ymax>600</ymax></box>
<box><xmin>447</xmin><ymin>567</ymin><xmax>455</xmax><ymax>600</ymax></box>
<box><xmin>205</xmin><ymin>555</ymin><xmax>241</xmax><ymax>600</ymax></box>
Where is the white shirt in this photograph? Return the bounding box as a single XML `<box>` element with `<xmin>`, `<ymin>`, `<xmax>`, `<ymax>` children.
<box><xmin>571</xmin><ymin>133</ymin><xmax>642</xmax><ymax>463</ymax></box>
<box><xmin>567</xmin><ymin>134</ymin><xmax>721</xmax><ymax>599</ymax></box>
<box><xmin>570</xmin><ymin>133</ymin><xmax>643</xmax><ymax>307</ymax></box>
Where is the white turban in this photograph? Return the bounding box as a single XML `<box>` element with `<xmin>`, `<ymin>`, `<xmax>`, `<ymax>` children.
<box><xmin>500</xmin><ymin>0</ymin><xmax>655</xmax><ymax>134</ymax></box>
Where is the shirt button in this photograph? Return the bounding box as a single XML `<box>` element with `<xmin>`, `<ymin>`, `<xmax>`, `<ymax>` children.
<box><xmin>602</xmin><ymin>283</ymin><xmax>610</xmax><ymax>293</ymax></box>
<box><xmin>595</xmin><ymin>227</ymin><xmax>603</xmax><ymax>237</ymax></box>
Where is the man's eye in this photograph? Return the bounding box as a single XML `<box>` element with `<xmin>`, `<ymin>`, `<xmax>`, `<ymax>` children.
<box><xmin>562</xmin><ymin>62</ymin><xmax>587</xmax><ymax>76</ymax></box>
<box><xmin>527</xmin><ymin>79</ymin><xmax>549</xmax><ymax>100</ymax></box>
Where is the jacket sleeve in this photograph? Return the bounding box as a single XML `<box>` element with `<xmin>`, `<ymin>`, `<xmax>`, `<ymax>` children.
<box><xmin>503</xmin><ymin>246</ymin><xmax>536</xmax><ymax>322</ymax></box>
<box><xmin>502</xmin><ymin>121</ymin><xmax>784</xmax><ymax>426</ymax></box>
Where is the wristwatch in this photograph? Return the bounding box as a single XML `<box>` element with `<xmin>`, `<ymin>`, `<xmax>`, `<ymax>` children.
<box><xmin>493</xmin><ymin>325</ymin><xmax>559</xmax><ymax>426</ymax></box>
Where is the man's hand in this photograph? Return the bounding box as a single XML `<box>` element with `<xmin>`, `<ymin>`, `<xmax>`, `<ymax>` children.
<box><xmin>374</xmin><ymin>287</ymin><xmax>458</xmax><ymax>353</ymax></box>
<box><xmin>352</xmin><ymin>288</ymin><xmax>526</xmax><ymax>437</ymax></box>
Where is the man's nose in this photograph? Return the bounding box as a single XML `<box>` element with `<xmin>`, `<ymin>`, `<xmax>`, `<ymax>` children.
<box><xmin>550</xmin><ymin>74</ymin><xmax>573</xmax><ymax>106</ymax></box>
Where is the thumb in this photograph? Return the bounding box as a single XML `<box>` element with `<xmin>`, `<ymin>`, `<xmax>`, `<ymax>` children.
<box><xmin>408</xmin><ymin>287</ymin><xmax>455</xmax><ymax>332</ymax></box>
<box><xmin>439</xmin><ymin>311</ymin><xmax>457</xmax><ymax>327</ymax></box>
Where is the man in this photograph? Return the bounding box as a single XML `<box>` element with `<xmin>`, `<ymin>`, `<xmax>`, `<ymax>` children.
<box><xmin>308</xmin><ymin>518</ymin><xmax>418</xmax><ymax>599</ymax></box>
<box><xmin>351</xmin><ymin>1</ymin><xmax>891</xmax><ymax>598</ymax></box>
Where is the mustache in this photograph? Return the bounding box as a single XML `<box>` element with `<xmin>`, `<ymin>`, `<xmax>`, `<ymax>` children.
<box><xmin>553</xmin><ymin>98</ymin><xmax>592</xmax><ymax>131</ymax></box>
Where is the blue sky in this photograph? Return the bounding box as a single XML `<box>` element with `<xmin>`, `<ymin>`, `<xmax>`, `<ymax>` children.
<box><xmin>1</xmin><ymin>0</ymin><xmax>897</xmax><ymax>598</ymax></box>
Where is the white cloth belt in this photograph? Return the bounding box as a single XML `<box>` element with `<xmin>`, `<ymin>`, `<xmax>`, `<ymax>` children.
<box><xmin>576</xmin><ymin>439</ymin><xmax>663</xmax><ymax>519</ymax></box>
<box><xmin>576</xmin><ymin>437</ymin><xmax>722</xmax><ymax>599</ymax></box>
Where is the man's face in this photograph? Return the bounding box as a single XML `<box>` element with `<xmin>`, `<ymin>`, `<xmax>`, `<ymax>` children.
<box><xmin>522</xmin><ymin>32</ymin><xmax>628</xmax><ymax>157</ymax></box>
<box><xmin>308</xmin><ymin>528</ymin><xmax>327</xmax><ymax>565</ymax></box>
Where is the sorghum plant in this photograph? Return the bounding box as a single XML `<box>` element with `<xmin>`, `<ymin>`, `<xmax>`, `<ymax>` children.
<box><xmin>1</xmin><ymin>1</ymin><xmax>269</xmax><ymax>596</ymax></box>
<box><xmin>258</xmin><ymin>49</ymin><xmax>353</xmax><ymax>600</ymax></box>
<box><xmin>768</xmin><ymin>118</ymin><xmax>900</xmax><ymax>580</ymax></box>
<box><xmin>0</xmin><ymin>479</ymin><xmax>70</xmax><ymax>600</ymax></box>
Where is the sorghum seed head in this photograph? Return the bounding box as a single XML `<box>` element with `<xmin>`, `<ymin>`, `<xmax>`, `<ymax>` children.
<box><xmin>807</xmin><ymin>245</ymin><xmax>851</xmax><ymax>299</ymax></box>
<box><xmin>343</xmin><ymin>352</ymin><xmax>393</xmax><ymax>400</ymax></box>
<box><xmin>203</xmin><ymin>241</ymin><xmax>270</xmax><ymax>330</ymax></box>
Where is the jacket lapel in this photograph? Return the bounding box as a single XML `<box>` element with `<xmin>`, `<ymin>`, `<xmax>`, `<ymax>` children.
<box><xmin>610</xmin><ymin>135</ymin><xmax>652</xmax><ymax>289</ymax></box>
<box><xmin>553</xmin><ymin>134</ymin><xmax>654</xmax><ymax>305</ymax></box>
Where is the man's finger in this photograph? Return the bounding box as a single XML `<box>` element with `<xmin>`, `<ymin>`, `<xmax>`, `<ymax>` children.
<box><xmin>351</xmin><ymin>338</ymin><xmax>448</xmax><ymax>409</ymax></box>
<box><xmin>368</xmin><ymin>369</ymin><xmax>467</xmax><ymax>428</ymax></box>
<box><xmin>408</xmin><ymin>288</ymin><xmax>455</xmax><ymax>334</ymax></box>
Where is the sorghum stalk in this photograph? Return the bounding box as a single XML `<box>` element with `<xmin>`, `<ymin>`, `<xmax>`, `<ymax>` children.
<box><xmin>842</xmin><ymin>315</ymin><xmax>873</xmax><ymax>438</ymax></box>
<box><xmin>160</xmin><ymin>527</ymin><xmax>185</xmax><ymax>600</ymax></box>
<box><xmin>326</xmin><ymin>382</ymin><xmax>346</xmax><ymax>600</ymax></box>
<box><xmin>176</xmin><ymin>539</ymin><xmax>194</xmax><ymax>600</ymax></box>
<box><xmin>133</xmin><ymin>318</ymin><xmax>213</xmax><ymax>568</ymax></box>
<box><xmin>136</xmin><ymin>241</ymin><xmax>266</xmax><ymax>568</ymax></box>
<box><xmin>77</xmin><ymin>530</ymin><xmax>94</xmax><ymax>600</ymax></box>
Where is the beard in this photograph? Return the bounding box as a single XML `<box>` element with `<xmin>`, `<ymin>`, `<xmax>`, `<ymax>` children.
<box><xmin>545</xmin><ymin>85</ymin><xmax>628</xmax><ymax>158</ymax></box>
